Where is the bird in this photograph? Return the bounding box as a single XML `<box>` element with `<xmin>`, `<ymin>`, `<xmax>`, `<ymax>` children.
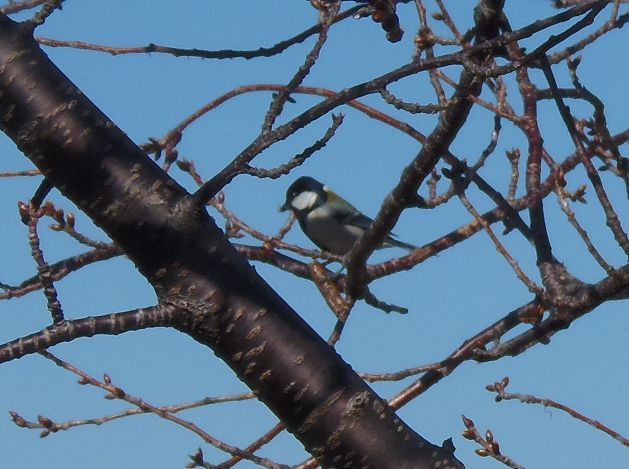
<box><xmin>280</xmin><ymin>176</ymin><xmax>416</xmax><ymax>256</ymax></box>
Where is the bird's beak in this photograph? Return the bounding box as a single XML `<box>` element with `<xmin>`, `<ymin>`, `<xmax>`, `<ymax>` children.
<box><xmin>279</xmin><ymin>202</ymin><xmax>290</xmax><ymax>212</ymax></box>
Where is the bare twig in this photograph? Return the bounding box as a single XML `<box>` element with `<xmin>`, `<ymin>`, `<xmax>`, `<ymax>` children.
<box><xmin>35</xmin><ymin>5</ymin><xmax>363</xmax><ymax>60</ymax></box>
<box><xmin>263</xmin><ymin>2</ymin><xmax>338</xmax><ymax>132</ymax></box>
<box><xmin>0</xmin><ymin>306</ymin><xmax>178</xmax><ymax>363</ymax></box>
<box><xmin>244</xmin><ymin>114</ymin><xmax>344</xmax><ymax>179</ymax></box>
<box><xmin>555</xmin><ymin>184</ymin><xmax>615</xmax><ymax>274</ymax></box>
<box><xmin>378</xmin><ymin>87</ymin><xmax>446</xmax><ymax>114</ymax></box>
<box><xmin>0</xmin><ymin>245</ymin><xmax>120</xmax><ymax>300</ymax></box>
<box><xmin>539</xmin><ymin>55</ymin><xmax>629</xmax><ymax>254</ymax></box>
<box><xmin>19</xmin><ymin>201</ymin><xmax>64</xmax><ymax>323</ymax></box>
<box><xmin>217</xmin><ymin>422</ymin><xmax>286</xmax><ymax>469</ymax></box>
<box><xmin>486</xmin><ymin>377</ymin><xmax>629</xmax><ymax>448</ymax></box>
<box><xmin>35</xmin><ymin>352</ymin><xmax>288</xmax><ymax>469</ymax></box>
<box><xmin>0</xmin><ymin>168</ymin><xmax>40</xmax><ymax>177</ymax></box>
<box><xmin>10</xmin><ymin>392</ymin><xmax>254</xmax><ymax>433</ymax></box>
<box><xmin>461</xmin><ymin>414</ymin><xmax>525</xmax><ymax>469</ymax></box>
<box><xmin>360</xmin><ymin>361</ymin><xmax>445</xmax><ymax>383</ymax></box>
<box><xmin>454</xmin><ymin>179</ymin><xmax>543</xmax><ymax>295</ymax></box>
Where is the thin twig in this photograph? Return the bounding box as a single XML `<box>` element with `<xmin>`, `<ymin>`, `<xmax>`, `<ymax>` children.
<box><xmin>539</xmin><ymin>55</ymin><xmax>629</xmax><ymax>254</ymax></box>
<box><xmin>37</xmin><ymin>351</ymin><xmax>289</xmax><ymax>469</ymax></box>
<box><xmin>0</xmin><ymin>168</ymin><xmax>40</xmax><ymax>177</ymax></box>
<box><xmin>486</xmin><ymin>377</ymin><xmax>629</xmax><ymax>448</ymax></box>
<box><xmin>217</xmin><ymin>422</ymin><xmax>286</xmax><ymax>469</ymax></box>
<box><xmin>461</xmin><ymin>414</ymin><xmax>525</xmax><ymax>469</ymax></box>
<box><xmin>10</xmin><ymin>392</ymin><xmax>254</xmax><ymax>433</ymax></box>
<box><xmin>378</xmin><ymin>88</ymin><xmax>446</xmax><ymax>114</ymax></box>
<box><xmin>34</xmin><ymin>5</ymin><xmax>363</xmax><ymax>60</ymax></box>
<box><xmin>19</xmin><ymin>201</ymin><xmax>64</xmax><ymax>323</ymax></box>
<box><xmin>0</xmin><ymin>245</ymin><xmax>120</xmax><ymax>300</ymax></box>
<box><xmin>455</xmin><ymin>181</ymin><xmax>543</xmax><ymax>295</ymax></box>
<box><xmin>262</xmin><ymin>2</ymin><xmax>338</xmax><ymax>132</ymax></box>
<box><xmin>555</xmin><ymin>184</ymin><xmax>615</xmax><ymax>274</ymax></box>
<box><xmin>360</xmin><ymin>362</ymin><xmax>445</xmax><ymax>383</ymax></box>
<box><xmin>244</xmin><ymin>114</ymin><xmax>344</xmax><ymax>179</ymax></box>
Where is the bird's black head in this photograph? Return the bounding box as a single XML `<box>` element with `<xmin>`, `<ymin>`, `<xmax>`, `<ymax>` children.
<box><xmin>280</xmin><ymin>176</ymin><xmax>325</xmax><ymax>213</ymax></box>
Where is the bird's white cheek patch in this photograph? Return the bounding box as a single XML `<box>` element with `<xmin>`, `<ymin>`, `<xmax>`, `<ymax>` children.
<box><xmin>292</xmin><ymin>191</ymin><xmax>318</xmax><ymax>211</ymax></box>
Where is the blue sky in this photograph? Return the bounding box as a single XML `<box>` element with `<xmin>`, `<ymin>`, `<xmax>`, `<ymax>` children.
<box><xmin>1</xmin><ymin>1</ymin><xmax>628</xmax><ymax>468</ymax></box>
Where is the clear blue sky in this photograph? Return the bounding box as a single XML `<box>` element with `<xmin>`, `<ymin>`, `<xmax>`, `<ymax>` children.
<box><xmin>1</xmin><ymin>1</ymin><xmax>627</xmax><ymax>468</ymax></box>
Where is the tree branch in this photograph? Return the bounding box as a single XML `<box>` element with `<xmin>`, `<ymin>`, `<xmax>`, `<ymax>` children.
<box><xmin>0</xmin><ymin>306</ymin><xmax>177</xmax><ymax>363</ymax></box>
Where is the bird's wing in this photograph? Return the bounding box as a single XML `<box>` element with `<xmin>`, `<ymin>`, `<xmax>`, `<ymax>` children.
<box><xmin>342</xmin><ymin>210</ymin><xmax>416</xmax><ymax>250</ymax></box>
<box><xmin>323</xmin><ymin>188</ymin><xmax>373</xmax><ymax>228</ymax></box>
<box><xmin>323</xmin><ymin>187</ymin><xmax>416</xmax><ymax>250</ymax></box>
<box><xmin>343</xmin><ymin>210</ymin><xmax>374</xmax><ymax>231</ymax></box>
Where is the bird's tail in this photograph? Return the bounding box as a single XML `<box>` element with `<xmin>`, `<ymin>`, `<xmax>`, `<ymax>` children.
<box><xmin>384</xmin><ymin>236</ymin><xmax>416</xmax><ymax>251</ymax></box>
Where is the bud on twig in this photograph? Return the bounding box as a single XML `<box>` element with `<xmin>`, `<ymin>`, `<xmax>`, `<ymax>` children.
<box><xmin>462</xmin><ymin>415</ymin><xmax>475</xmax><ymax>429</ymax></box>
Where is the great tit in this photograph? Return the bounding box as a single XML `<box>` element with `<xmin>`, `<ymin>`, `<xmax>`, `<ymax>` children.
<box><xmin>280</xmin><ymin>176</ymin><xmax>416</xmax><ymax>255</ymax></box>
